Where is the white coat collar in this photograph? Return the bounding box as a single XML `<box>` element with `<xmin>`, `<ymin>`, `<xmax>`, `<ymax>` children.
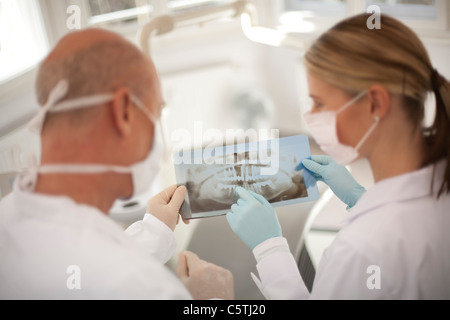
<box><xmin>347</xmin><ymin>160</ymin><xmax>447</xmax><ymax>223</ymax></box>
<box><xmin>11</xmin><ymin>175</ymin><xmax>126</xmax><ymax>240</ymax></box>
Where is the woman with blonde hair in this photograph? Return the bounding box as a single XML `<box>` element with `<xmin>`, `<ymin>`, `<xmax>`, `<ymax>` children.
<box><xmin>227</xmin><ymin>13</ymin><xmax>450</xmax><ymax>299</ymax></box>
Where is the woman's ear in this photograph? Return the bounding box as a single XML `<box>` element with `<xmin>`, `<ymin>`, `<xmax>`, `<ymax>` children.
<box><xmin>111</xmin><ymin>88</ymin><xmax>134</xmax><ymax>137</ymax></box>
<box><xmin>368</xmin><ymin>85</ymin><xmax>391</xmax><ymax>119</ymax></box>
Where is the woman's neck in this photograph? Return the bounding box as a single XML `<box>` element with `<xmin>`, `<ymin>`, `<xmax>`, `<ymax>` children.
<box><xmin>368</xmin><ymin>125</ymin><xmax>426</xmax><ymax>183</ymax></box>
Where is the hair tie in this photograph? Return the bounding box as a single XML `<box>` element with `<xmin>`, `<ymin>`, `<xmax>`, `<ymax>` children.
<box><xmin>431</xmin><ymin>69</ymin><xmax>446</xmax><ymax>90</ymax></box>
<box><xmin>431</xmin><ymin>69</ymin><xmax>450</xmax><ymax>119</ymax></box>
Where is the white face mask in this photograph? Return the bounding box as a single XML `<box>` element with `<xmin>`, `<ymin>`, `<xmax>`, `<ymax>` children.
<box><xmin>303</xmin><ymin>90</ymin><xmax>380</xmax><ymax>165</ymax></box>
<box><xmin>24</xmin><ymin>79</ymin><xmax>163</xmax><ymax>200</ymax></box>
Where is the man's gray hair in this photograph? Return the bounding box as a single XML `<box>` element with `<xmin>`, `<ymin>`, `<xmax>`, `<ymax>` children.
<box><xmin>36</xmin><ymin>39</ymin><xmax>153</xmax><ymax>107</ymax></box>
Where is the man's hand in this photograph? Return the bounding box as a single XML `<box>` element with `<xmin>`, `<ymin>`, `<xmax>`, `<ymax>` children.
<box><xmin>147</xmin><ymin>185</ymin><xmax>189</xmax><ymax>231</ymax></box>
<box><xmin>177</xmin><ymin>251</ymin><xmax>234</xmax><ymax>300</ymax></box>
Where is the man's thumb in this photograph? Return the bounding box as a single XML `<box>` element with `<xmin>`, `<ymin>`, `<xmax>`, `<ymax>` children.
<box><xmin>177</xmin><ymin>252</ymin><xmax>189</xmax><ymax>279</ymax></box>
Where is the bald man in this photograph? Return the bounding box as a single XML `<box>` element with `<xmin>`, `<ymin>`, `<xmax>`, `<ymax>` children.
<box><xmin>0</xmin><ymin>29</ymin><xmax>233</xmax><ymax>300</ymax></box>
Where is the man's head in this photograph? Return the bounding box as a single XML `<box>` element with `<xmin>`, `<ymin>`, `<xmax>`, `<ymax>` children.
<box><xmin>34</xmin><ymin>29</ymin><xmax>165</xmax><ymax>206</ymax></box>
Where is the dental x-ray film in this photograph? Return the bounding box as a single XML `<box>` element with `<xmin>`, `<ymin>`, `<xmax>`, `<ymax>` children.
<box><xmin>174</xmin><ymin>135</ymin><xmax>319</xmax><ymax>219</ymax></box>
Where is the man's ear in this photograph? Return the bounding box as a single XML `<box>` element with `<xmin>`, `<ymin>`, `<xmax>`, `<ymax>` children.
<box><xmin>111</xmin><ymin>88</ymin><xmax>134</xmax><ymax>137</ymax></box>
<box><xmin>367</xmin><ymin>85</ymin><xmax>391</xmax><ymax>119</ymax></box>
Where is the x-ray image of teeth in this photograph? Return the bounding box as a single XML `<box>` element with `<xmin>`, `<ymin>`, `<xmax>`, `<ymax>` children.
<box><xmin>184</xmin><ymin>153</ymin><xmax>308</xmax><ymax>214</ymax></box>
<box><xmin>175</xmin><ymin>135</ymin><xmax>320</xmax><ymax>219</ymax></box>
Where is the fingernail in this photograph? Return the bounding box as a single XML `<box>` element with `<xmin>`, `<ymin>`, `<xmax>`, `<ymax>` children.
<box><xmin>233</xmin><ymin>191</ymin><xmax>240</xmax><ymax>203</ymax></box>
<box><xmin>295</xmin><ymin>162</ymin><xmax>304</xmax><ymax>172</ymax></box>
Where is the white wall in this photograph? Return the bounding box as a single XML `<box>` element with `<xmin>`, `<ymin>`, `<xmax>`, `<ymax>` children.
<box><xmin>426</xmin><ymin>42</ymin><xmax>450</xmax><ymax>78</ymax></box>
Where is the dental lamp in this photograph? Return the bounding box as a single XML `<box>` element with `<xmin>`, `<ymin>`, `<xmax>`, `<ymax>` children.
<box><xmin>139</xmin><ymin>0</ymin><xmax>305</xmax><ymax>55</ymax></box>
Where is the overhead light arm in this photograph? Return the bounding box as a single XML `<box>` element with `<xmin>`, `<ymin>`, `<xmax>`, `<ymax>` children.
<box><xmin>139</xmin><ymin>0</ymin><xmax>304</xmax><ymax>55</ymax></box>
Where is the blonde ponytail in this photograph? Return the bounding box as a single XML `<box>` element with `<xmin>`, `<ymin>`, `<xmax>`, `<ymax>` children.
<box><xmin>425</xmin><ymin>71</ymin><xmax>450</xmax><ymax>197</ymax></box>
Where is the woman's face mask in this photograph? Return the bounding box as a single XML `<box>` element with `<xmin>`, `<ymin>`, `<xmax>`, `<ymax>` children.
<box><xmin>303</xmin><ymin>90</ymin><xmax>380</xmax><ymax>165</ymax></box>
<box><xmin>24</xmin><ymin>79</ymin><xmax>163</xmax><ymax>200</ymax></box>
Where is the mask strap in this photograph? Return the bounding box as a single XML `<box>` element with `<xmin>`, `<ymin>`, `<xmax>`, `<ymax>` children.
<box><xmin>130</xmin><ymin>95</ymin><xmax>167</xmax><ymax>158</ymax></box>
<box><xmin>158</xmin><ymin>119</ymin><xmax>171</xmax><ymax>162</ymax></box>
<box><xmin>28</xmin><ymin>80</ymin><xmax>154</xmax><ymax>135</ymax></box>
<box><xmin>28</xmin><ymin>80</ymin><xmax>115</xmax><ymax>135</ymax></box>
<box><xmin>50</xmin><ymin>94</ymin><xmax>114</xmax><ymax>114</ymax></box>
<box><xmin>36</xmin><ymin>94</ymin><xmax>160</xmax><ymax>176</ymax></box>
<box><xmin>38</xmin><ymin>163</ymin><xmax>131</xmax><ymax>175</ymax></box>
<box><xmin>355</xmin><ymin>116</ymin><xmax>380</xmax><ymax>151</ymax></box>
<box><xmin>131</xmin><ymin>96</ymin><xmax>159</xmax><ymax>124</ymax></box>
<box><xmin>336</xmin><ymin>90</ymin><xmax>368</xmax><ymax>115</ymax></box>
<box><xmin>27</xmin><ymin>81</ymin><xmax>161</xmax><ymax>179</ymax></box>
<box><xmin>28</xmin><ymin>80</ymin><xmax>70</xmax><ymax>134</ymax></box>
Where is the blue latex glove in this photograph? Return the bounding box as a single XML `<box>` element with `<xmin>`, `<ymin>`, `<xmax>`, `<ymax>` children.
<box><xmin>298</xmin><ymin>155</ymin><xmax>366</xmax><ymax>209</ymax></box>
<box><xmin>227</xmin><ymin>187</ymin><xmax>282</xmax><ymax>250</ymax></box>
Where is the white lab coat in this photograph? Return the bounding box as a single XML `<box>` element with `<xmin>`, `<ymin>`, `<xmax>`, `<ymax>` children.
<box><xmin>0</xmin><ymin>177</ymin><xmax>191</xmax><ymax>300</ymax></box>
<box><xmin>251</xmin><ymin>161</ymin><xmax>450</xmax><ymax>300</ymax></box>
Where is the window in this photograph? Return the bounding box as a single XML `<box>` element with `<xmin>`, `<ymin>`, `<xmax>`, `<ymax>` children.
<box><xmin>365</xmin><ymin>0</ymin><xmax>448</xmax><ymax>36</ymax></box>
<box><xmin>87</xmin><ymin>0</ymin><xmax>154</xmax><ymax>26</ymax></box>
<box><xmin>87</xmin><ymin>0</ymin><xmax>233</xmax><ymax>26</ymax></box>
<box><xmin>0</xmin><ymin>0</ymin><xmax>48</xmax><ymax>83</ymax></box>
<box><xmin>281</xmin><ymin>0</ymin><xmax>449</xmax><ymax>36</ymax></box>
<box><xmin>366</xmin><ymin>0</ymin><xmax>437</xmax><ymax>20</ymax></box>
<box><xmin>88</xmin><ymin>0</ymin><xmax>147</xmax><ymax>16</ymax></box>
<box><xmin>285</xmin><ymin>0</ymin><xmax>346</xmax><ymax>16</ymax></box>
<box><xmin>285</xmin><ymin>0</ymin><xmax>438</xmax><ymax>18</ymax></box>
<box><xmin>282</xmin><ymin>0</ymin><xmax>347</xmax><ymax>34</ymax></box>
<box><xmin>168</xmin><ymin>0</ymin><xmax>233</xmax><ymax>11</ymax></box>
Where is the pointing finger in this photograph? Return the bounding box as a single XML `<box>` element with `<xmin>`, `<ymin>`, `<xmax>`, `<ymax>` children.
<box><xmin>235</xmin><ymin>187</ymin><xmax>254</xmax><ymax>201</ymax></box>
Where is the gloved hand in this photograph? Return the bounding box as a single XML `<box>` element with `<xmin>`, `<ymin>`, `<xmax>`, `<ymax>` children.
<box><xmin>147</xmin><ymin>185</ymin><xmax>189</xmax><ymax>231</ymax></box>
<box><xmin>299</xmin><ymin>155</ymin><xmax>366</xmax><ymax>209</ymax></box>
<box><xmin>177</xmin><ymin>251</ymin><xmax>234</xmax><ymax>300</ymax></box>
<box><xmin>227</xmin><ymin>187</ymin><xmax>282</xmax><ymax>250</ymax></box>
